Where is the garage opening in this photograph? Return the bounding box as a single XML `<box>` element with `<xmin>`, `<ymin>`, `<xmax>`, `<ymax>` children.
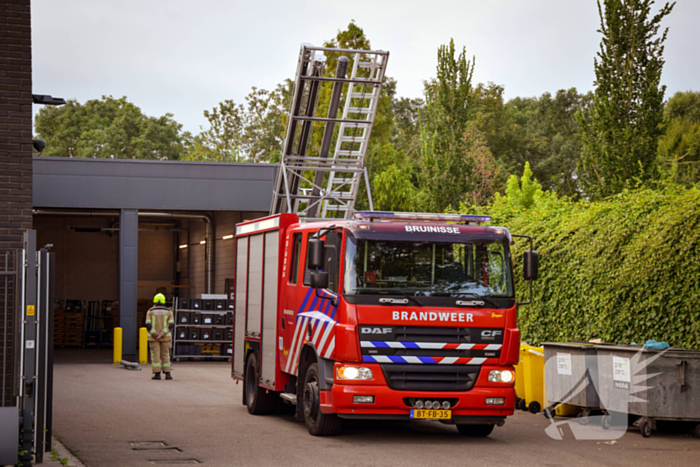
<box><xmin>34</xmin><ymin>209</ymin><xmax>266</xmax><ymax>363</ymax></box>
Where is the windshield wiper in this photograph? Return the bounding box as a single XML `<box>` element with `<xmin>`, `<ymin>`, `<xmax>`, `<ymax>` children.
<box><xmin>378</xmin><ymin>290</ymin><xmax>425</xmax><ymax>307</ymax></box>
<box><xmin>453</xmin><ymin>293</ymin><xmax>500</xmax><ymax>308</ymax></box>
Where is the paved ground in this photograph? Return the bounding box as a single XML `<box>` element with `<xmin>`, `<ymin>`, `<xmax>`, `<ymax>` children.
<box><xmin>52</xmin><ymin>352</ymin><xmax>699</xmax><ymax>467</ymax></box>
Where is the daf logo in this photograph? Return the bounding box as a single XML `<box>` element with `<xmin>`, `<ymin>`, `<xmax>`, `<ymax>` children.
<box><xmin>361</xmin><ymin>327</ymin><xmax>392</xmax><ymax>335</ymax></box>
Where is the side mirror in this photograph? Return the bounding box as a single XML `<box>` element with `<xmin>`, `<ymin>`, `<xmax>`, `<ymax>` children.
<box><xmin>310</xmin><ymin>272</ymin><xmax>329</xmax><ymax>289</ymax></box>
<box><xmin>307</xmin><ymin>239</ymin><xmax>324</xmax><ymax>269</ymax></box>
<box><xmin>523</xmin><ymin>250</ymin><xmax>539</xmax><ymax>281</ymax></box>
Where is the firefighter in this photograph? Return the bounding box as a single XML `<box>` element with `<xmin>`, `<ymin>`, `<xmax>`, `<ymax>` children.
<box><xmin>146</xmin><ymin>293</ymin><xmax>174</xmax><ymax>380</ymax></box>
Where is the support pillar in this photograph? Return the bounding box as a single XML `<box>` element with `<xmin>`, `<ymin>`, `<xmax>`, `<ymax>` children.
<box><xmin>119</xmin><ymin>209</ymin><xmax>138</xmax><ymax>361</ymax></box>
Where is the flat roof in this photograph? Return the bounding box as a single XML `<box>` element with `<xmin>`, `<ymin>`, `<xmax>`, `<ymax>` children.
<box><xmin>33</xmin><ymin>157</ymin><xmax>278</xmax><ymax>212</ymax></box>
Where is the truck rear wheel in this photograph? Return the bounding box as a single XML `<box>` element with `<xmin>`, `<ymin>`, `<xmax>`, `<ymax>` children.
<box><xmin>245</xmin><ymin>353</ymin><xmax>276</xmax><ymax>415</ymax></box>
<box><xmin>456</xmin><ymin>424</ymin><xmax>495</xmax><ymax>437</ymax></box>
<box><xmin>303</xmin><ymin>363</ymin><xmax>342</xmax><ymax>436</ymax></box>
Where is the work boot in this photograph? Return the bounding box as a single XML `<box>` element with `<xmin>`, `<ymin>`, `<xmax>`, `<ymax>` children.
<box><xmin>152</xmin><ymin>372</ymin><xmax>161</xmax><ymax>380</ymax></box>
<box><xmin>165</xmin><ymin>373</ymin><xmax>173</xmax><ymax>380</ymax></box>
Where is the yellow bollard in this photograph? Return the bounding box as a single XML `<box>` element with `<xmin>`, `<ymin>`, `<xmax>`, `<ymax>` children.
<box><xmin>113</xmin><ymin>327</ymin><xmax>123</xmax><ymax>364</ymax></box>
<box><xmin>139</xmin><ymin>327</ymin><xmax>148</xmax><ymax>364</ymax></box>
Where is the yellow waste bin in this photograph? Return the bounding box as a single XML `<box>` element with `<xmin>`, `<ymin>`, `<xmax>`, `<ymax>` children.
<box><xmin>519</xmin><ymin>344</ymin><xmax>545</xmax><ymax>413</ymax></box>
<box><xmin>514</xmin><ymin>347</ymin><xmax>527</xmax><ymax>404</ymax></box>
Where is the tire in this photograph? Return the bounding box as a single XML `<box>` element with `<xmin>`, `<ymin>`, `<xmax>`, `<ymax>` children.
<box><xmin>456</xmin><ymin>424</ymin><xmax>495</xmax><ymax>437</ymax></box>
<box><xmin>641</xmin><ymin>420</ymin><xmax>652</xmax><ymax>438</ymax></box>
<box><xmin>302</xmin><ymin>363</ymin><xmax>342</xmax><ymax>436</ymax></box>
<box><xmin>576</xmin><ymin>411</ymin><xmax>590</xmax><ymax>425</ymax></box>
<box><xmin>245</xmin><ymin>353</ymin><xmax>276</xmax><ymax>415</ymax></box>
<box><xmin>691</xmin><ymin>424</ymin><xmax>700</xmax><ymax>439</ymax></box>
<box><xmin>544</xmin><ymin>405</ymin><xmax>557</xmax><ymax>420</ymax></box>
<box><xmin>517</xmin><ymin>399</ymin><xmax>528</xmax><ymax>411</ymax></box>
<box><xmin>528</xmin><ymin>401</ymin><xmax>541</xmax><ymax>414</ymax></box>
<box><xmin>601</xmin><ymin>414</ymin><xmax>612</xmax><ymax>430</ymax></box>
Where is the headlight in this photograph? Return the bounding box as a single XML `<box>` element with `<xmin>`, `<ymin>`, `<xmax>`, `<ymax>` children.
<box><xmin>488</xmin><ymin>370</ymin><xmax>515</xmax><ymax>383</ymax></box>
<box><xmin>337</xmin><ymin>366</ymin><xmax>373</xmax><ymax>380</ymax></box>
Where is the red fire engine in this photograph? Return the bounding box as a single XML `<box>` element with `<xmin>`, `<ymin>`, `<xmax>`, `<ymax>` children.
<box><xmin>231</xmin><ymin>211</ymin><xmax>538</xmax><ymax>436</ymax></box>
<box><xmin>230</xmin><ymin>45</ymin><xmax>538</xmax><ymax>436</ymax></box>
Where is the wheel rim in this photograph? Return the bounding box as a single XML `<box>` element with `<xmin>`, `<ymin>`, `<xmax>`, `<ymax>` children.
<box><xmin>246</xmin><ymin>360</ymin><xmax>257</xmax><ymax>406</ymax></box>
<box><xmin>303</xmin><ymin>378</ymin><xmax>319</xmax><ymax>420</ymax></box>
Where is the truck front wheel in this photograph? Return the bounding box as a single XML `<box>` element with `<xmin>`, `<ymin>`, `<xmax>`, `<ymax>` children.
<box><xmin>245</xmin><ymin>353</ymin><xmax>276</xmax><ymax>415</ymax></box>
<box><xmin>456</xmin><ymin>424</ymin><xmax>495</xmax><ymax>437</ymax></box>
<box><xmin>303</xmin><ymin>363</ymin><xmax>342</xmax><ymax>436</ymax></box>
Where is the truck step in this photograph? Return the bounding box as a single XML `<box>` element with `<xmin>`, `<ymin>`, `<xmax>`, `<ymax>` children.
<box><xmin>280</xmin><ymin>393</ymin><xmax>297</xmax><ymax>405</ymax></box>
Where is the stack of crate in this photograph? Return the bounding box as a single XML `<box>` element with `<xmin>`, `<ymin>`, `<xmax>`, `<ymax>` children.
<box><xmin>64</xmin><ymin>300</ymin><xmax>84</xmax><ymax>347</ymax></box>
<box><xmin>102</xmin><ymin>300</ymin><xmax>118</xmax><ymax>345</ymax></box>
<box><xmin>53</xmin><ymin>302</ymin><xmax>66</xmax><ymax>347</ymax></box>
<box><xmin>137</xmin><ymin>299</ymin><xmax>149</xmax><ymax>330</ymax></box>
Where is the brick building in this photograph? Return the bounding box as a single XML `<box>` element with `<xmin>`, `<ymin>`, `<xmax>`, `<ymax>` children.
<box><xmin>1</xmin><ymin>0</ymin><xmax>32</xmax><ymax>408</ymax></box>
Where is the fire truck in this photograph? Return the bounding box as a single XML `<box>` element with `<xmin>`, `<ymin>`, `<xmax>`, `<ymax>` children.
<box><xmin>231</xmin><ymin>45</ymin><xmax>539</xmax><ymax>436</ymax></box>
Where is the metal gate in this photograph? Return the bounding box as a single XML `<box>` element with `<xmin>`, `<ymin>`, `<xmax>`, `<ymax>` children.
<box><xmin>0</xmin><ymin>230</ymin><xmax>55</xmax><ymax>466</ymax></box>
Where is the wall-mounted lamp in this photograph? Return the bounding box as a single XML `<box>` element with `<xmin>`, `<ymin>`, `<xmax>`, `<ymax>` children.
<box><xmin>222</xmin><ymin>235</ymin><xmax>234</xmax><ymax>240</ymax></box>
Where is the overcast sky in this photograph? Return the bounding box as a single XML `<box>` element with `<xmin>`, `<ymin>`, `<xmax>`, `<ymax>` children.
<box><xmin>31</xmin><ymin>0</ymin><xmax>699</xmax><ymax>134</ymax></box>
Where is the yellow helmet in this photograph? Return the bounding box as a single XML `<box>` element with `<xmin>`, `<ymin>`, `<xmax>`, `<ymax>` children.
<box><xmin>153</xmin><ymin>293</ymin><xmax>166</xmax><ymax>305</ymax></box>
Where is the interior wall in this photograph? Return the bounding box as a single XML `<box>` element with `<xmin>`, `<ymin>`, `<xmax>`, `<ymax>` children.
<box><xmin>35</xmin><ymin>216</ymin><xmax>120</xmax><ymax>302</ymax></box>
<box><xmin>34</xmin><ymin>215</ymin><xmax>174</xmax><ymax>302</ymax></box>
<box><xmin>188</xmin><ymin>218</ymin><xmax>206</xmax><ymax>297</ymax></box>
<box><xmin>137</xmin><ymin>229</ymin><xmax>175</xmax><ymax>300</ymax></box>
<box><xmin>214</xmin><ymin>211</ymin><xmax>241</xmax><ymax>296</ymax></box>
<box><xmin>184</xmin><ymin>211</ymin><xmax>268</xmax><ymax>298</ymax></box>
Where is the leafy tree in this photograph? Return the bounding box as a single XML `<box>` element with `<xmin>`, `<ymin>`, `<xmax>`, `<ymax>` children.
<box><xmin>34</xmin><ymin>96</ymin><xmax>186</xmax><ymax>160</ymax></box>
<box><xmin>369</xmin><ymin>143</ymin><xmax>418</xmax><ymax>212</ymax></box>
<box><xmin>577</xmin><ymin>0</ymin><xmax>675</xmax><ymax>199</ymax></box>
<box><xmin>658</xmin><ymin>91</ymin><xmax>700</xmax><ymax>185</ymax></box>
<box><xmin>186</xmin><ymin>82</ymin><xmax>291</xmax><ymax>163</ymax></box>
<box><xmin>504</xmin><ymin>161</ymin><xmax>543</xmax><ymax>210</ymax></box>
<box><xmin>498</xmin><ymin>88</ymin><xmax>592</xmax><ymax>197</ymax></box>
<box><xmin>391</xmin><ymin>95</ymin><xmax>425</xmax><ymax>162</ymax></box>
<box><xmin>419</xmin><ymin>39</ymin><xmax>478</xmax><ymax>211</ymax></box>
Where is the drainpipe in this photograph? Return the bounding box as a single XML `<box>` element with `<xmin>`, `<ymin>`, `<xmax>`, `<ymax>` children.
<box><xmin>33</xmin><ymin>209</ymin><xmax>216</xmax><ymax>294</ymax></box>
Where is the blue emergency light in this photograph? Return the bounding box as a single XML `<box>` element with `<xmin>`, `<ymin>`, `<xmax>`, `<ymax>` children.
<box><xmin>354</xmin><ymin>211</ymin><xmax>491</xmax><ymax>224</ymax></box>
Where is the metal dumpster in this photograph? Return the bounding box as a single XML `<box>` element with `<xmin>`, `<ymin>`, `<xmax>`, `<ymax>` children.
<box><xmin>543</xmin><ymin>343</ymin><xmax>601</xmax><ymax>410</ymax></box>
<box><xmin>595</xmin><ymin>345</ymin><xmax>700</xmax><ymax>437</ymax></box>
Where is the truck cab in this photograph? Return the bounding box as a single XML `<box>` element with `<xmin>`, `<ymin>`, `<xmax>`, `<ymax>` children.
<box><xmin>232</xmin><ymin>211</ymin><xmax>538</xmax><ymax>436</ymax></box>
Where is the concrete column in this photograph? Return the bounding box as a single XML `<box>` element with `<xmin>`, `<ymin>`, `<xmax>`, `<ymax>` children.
<box><xmin>119</xmin><ymin>209</ymin><xmax>138</xmax><ymax>360</ymax></box>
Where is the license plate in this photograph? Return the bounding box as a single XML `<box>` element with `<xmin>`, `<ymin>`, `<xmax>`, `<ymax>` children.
<box><xmin>410</xmin><ymin>409</ymin><xmax>452</xmax><ymax>419</ymax></box>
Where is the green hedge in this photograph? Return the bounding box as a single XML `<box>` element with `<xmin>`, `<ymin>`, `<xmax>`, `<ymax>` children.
<box><xmin>484</xmin><ymin>181</ymin><xmax>700</xmax><ymax>349</ymax></box>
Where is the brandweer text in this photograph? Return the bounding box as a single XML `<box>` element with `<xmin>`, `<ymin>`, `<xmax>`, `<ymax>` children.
<box><xmin>392</xmin><ymin>311</ymin><xmax>474</xmax><ymax>322</ymax></box>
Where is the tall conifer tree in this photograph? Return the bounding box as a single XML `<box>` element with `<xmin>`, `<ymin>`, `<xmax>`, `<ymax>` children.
<box><xmin>419</xmin><ymin>39</ymin><xmax>476</xmax><ymax>211</ymax></box>
<box><xmin>577</xmin><ymin>0</ymin><xmax>674</xmax><ymax>199</ymax></box>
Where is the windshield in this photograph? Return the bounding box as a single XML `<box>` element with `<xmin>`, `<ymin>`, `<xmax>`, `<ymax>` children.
<box><xmin>343</xmin><ymin>236</ymin><xmax>514</xmax><ymax>298</ymax></box>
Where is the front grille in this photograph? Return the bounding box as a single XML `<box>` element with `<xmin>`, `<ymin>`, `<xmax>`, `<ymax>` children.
<box><xmin>394</xmin><ymin>326</ymin><xmax>472</xmax><ymax>343</ymax></box>
<box><xmin>365</xmin><ymin>348</ymin><xmax>500</xmax><ymax>358</ymax></box>
<box><xmin>359</xmin><ymin>325</ymin><xmax>504</xmax><ymax>364</ymax></box>
<box><xmin>359</xmin><ymin>325</ymin><xmax>504</xmax><ymax>345</ymax></box>
<box><xmin>382</xmin><ymin>364</ymin><xmax>480</xmax><ymax>391</ymax></box>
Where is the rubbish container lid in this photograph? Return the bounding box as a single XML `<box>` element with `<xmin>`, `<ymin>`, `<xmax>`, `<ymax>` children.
<box><xmin>541</xmin><ymin>342</ymin><xmax>598</xmax><ymax>350</ymax></box>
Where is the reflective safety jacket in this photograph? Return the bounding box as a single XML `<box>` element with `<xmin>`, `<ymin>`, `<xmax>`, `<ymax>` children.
<box><xmin>145</xmin><ymin>306</ymin><xmax>174</xmax><ymax>341</ymax></box>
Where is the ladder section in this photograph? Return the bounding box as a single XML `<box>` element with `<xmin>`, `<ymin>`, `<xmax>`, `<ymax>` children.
<box><xmin>321</xmin><ymin>54</ymin><xmax>385</xmax><ymax>217</ymax></box>
<box><xmin>269</xmin><ymin>44</ymin><xmax>389</xmax><ymax>220</ymax></box>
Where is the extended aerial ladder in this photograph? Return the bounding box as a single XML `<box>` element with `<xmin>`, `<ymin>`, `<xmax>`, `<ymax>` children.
<box><xmin>269</xmin><ymin>44</ymin><xmax>389</xmax><ymax>220</ymax></box>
